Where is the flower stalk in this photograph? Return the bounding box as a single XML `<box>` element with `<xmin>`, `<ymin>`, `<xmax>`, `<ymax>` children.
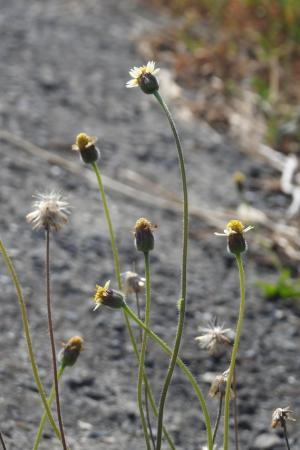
<box><xmin>137</xmin><ymin>251</ymin><xmax>152</xmax><ymax>450</ymax></box>
<box><xmin>45</xmin><ymin>229</ymin><xmax>68</xmax><ymax>450</ymax></box>
<box><xmin>91</xmin><ymin>161</ymin><xmax>122</xmax><ymax>290</ymax></box>
<box><xmin>153</xmin><ymin>90</ymin><xmax>189</xmax><ymax>450</ymax></box>
<box><xmin>33</xmin><ymin>365</ymin><xmax>65</xmax><ymax>450</ymax></box>
<box><xmin>223</xmin><ymin>253</ymin><xmax>246</xmax><ymax>450</ymax></box>
<box><xmin>90</xmin><ymin>157</ymin><xmax>173</xmax><ymax>447</ymax></box>
<box><xmin>0</xmin><ymin>239</ymin><xmax>61</xmax><ymax>442</ymax></box>
<box><xmin>123</xmin><ymin>303</ymin><xmax>213</xmax><ymax>450</ymax></box>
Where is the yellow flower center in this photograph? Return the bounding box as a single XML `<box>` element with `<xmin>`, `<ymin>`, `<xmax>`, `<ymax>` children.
<box><xmin>134</xmin><ymin>217</ymin><xmax>153</xmax><ymax>232</ymax></box>
<box><xmin>226</xmin><ymin>219</ymin><xmax>244</xmax><ymax>234</ymax></box>
<box><xmin>94</xmin><ymin>285</ymin><xmax>109</xmax><ymax>302</ymax></box>
<box><xmin>76</xmin><ymin>133</ymin><xmax>92</xmax><ymax>151</ymax></box>
<box><xmin>67</xmin><ymin>336</ymin><xmax>84</xmax><ymax>349</ymax></box>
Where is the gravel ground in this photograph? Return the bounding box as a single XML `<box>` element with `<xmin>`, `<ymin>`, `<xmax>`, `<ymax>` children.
<box><xmin>0</xmin><ymin>0</ymin><xmax>299</xmax><ymax>449</ymax></box>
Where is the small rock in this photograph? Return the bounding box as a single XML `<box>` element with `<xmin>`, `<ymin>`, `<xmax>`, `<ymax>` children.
<box><xmin>253</xmin><ymin>433</ymin><xmax>281</xmax><ymax>449</ymax></box>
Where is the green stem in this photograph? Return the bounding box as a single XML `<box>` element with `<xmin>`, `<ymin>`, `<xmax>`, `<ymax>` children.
<box><xmin>0</xmin><ymin>239</ymin><xmax>61</xmax><ymax>442</ymax></box>
<box><xmin>137</xmin><ymin>252</ymin><xmax>152</xmax><ymax>450</ymax></box>
<box><xmin>137</xmin><ymin>292</ymin><xmax>155</xmax><ymax>448</ymax></box>
<box><xmin>154</xmin><ymin>90</ymin><xmax>189</xmax><ymax>450</ymax></box>
<box><xmin>91</xmin><ymin>162</ymin><xmax>122</xmax><ymax>290</ymax></box>
<box><xmin>122</xmin><ymin>311</ymin><xmax>175</xmax><ymax>450</ymax></box>
<box><xmin>223</xmin><ymin>254</ymin><xmax>246</xmax><ymax>450</ymax></box>
<box><xmin>91</xmin><ymin>162</ymin><xmax>173</xmax><ymax>448</ymax></box>
<box><xmin>45</xmin><ymin>230</ymin><xmax>68</xmax><ymax>450</ymax></box>
<box><xmin>33</xmin><ymin>365</ymin><xmax>65</xmax><ymax>450</ymax></box>
<box><xmin>233</xmin><ymin>368</ymin><xmax>239</xmax><ymax>450</ymax></box>
<box><xmin>123</xmin><ymin>303</ymin><xmax>213</xmax><ymax>450</ymax></box>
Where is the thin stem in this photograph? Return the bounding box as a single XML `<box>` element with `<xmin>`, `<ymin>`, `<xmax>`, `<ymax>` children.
<box><xmin>144</xmin><ymin>385</ymin><xmax>155</xmax><ymax>449</ymax></box>
<box><xmin>212</xmin><ymin>395</ymin><xmax>223</xmax><ymax>445</ymax></box>
<box><xmin>0</xmin><ymin>432</ymin><xmax>7</xmax><ymax>450</ymax></box>
<box><xmin>137</xmin><ymin>292</ymin><xmax>155</xmax><ymax>448</ymax></box>
<box><xmin>233</xmin><ymin>368</ymin><xmax>239</xmax><ymax>450</ymax></box>
<box><xmin>33</xmin><ymin>365</ymin><xmax>65</xmax><ymax>450</ymax></box>
<box><xmin>223</xmin><ymin>254</ymin><xmax>246</xmax><ymax>450</ymax></box>
<box><xmin>154</xmin><ymin>90</ymin><xmax>189</xmax><ymax>450</ymax></box>
<box><xmin>0</xmin><ymin>239</ymin><xmax>61</xmax><ymax>441</ymax></box>
<box><xmin>137</xmin><ymin>252</ymin><xmax>152</xmax><ymax>450</ymax></box>
<box><xmin>91</xmin><ymin>162</ymin><xmax>122</xmax><ymax>290</ymax></box>
<box><xmin>123</xmin><ymin>303</ymin><xmax>213</xmax><ymax>450</ymax></box>
<box><xmin>45</xmin><ymin>229</ymin><xmax>68</xmax><ymax>450</ymax></box>
<box><xmin>122</xmin><ymin>311</ymin><xmax>176</xmax><ymax>450</ymax></box>
<box><xmin>283</xmin><ymin>422</ymin><xmax>291</xmax><ymax>450</ymax></box>
<box><xmin>91</xmin><ymin>161</ymin><xmax>173</xmax><ymax>448</ymax></box>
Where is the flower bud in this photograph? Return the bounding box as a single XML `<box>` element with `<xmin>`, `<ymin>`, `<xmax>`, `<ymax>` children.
<box><xmin>134</xmin><ymin>218</ymin><xmax>156</xmax><ymax>253</ymax></box>
<box><xmin>94</xmin><ymin>281</ymin><xmax>125</xmax><ymax>310</ymax></box>
<box><xmin>72</xmin><ymin>133</ymin><xmax>100</xmax><ymax>164</ymax></box>
<box><xmin>139</xmin><ymin>73</ymin><xmax>159</xmax><ymax>94</ymax></box>
<box><xmin>227</xmin><ymin>231</ymin><xmax>247</xmax><ymax>255</ymax></box>
<box><xmin>58</xmin><ymin>336</ymin><xmax>83</xmax><ymax>367</ymax></box>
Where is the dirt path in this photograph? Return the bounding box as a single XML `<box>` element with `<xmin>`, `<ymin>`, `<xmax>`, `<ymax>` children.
<box><xmin>0</xmin><ymin>0</ymin><xmax>299</xmax><ymax>449</ymax></box>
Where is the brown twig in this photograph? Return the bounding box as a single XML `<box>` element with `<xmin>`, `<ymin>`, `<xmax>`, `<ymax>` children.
<box><xmin>45</xmin><ymin>228</ymin><xmax>68</xmax><ymax>450</ymax></box>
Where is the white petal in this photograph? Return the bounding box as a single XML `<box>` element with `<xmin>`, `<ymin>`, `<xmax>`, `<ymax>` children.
<box><xmin>126</xmin><ymin>79</ymin><xmax>139</xmax><ymax>88</ymax></box>
<box><xmin>214</xmin><ymin>232</ymin><xmax>227</xmax><ymax>236</ymax></box>
<box><xmin>244</xmin><ymin>225</ymin><xmax>254</xmax><ymax>233</ymax></box>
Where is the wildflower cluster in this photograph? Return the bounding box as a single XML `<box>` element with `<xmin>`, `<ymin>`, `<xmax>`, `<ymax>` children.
<box><xmin>1</xmin><ymin>59</ymin><xmax>296</xmax><ymax>450</ymax></box>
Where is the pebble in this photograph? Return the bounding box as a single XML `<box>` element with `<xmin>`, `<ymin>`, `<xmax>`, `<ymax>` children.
<box><xmin>253</xmin><ymin>433</ymin><xmax>281</xmax><ymax>449</ymax></box>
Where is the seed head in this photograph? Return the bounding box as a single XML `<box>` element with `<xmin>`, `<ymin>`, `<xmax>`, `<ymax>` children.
<box><xmin>195</xmin><ymin>319</ymin><xmax>233</xmax><ymax>354</ymax></box>
<box><xmin>271</xmin><ymin>407</ymin><xmax>296</xmax><ymax>429</ymax></box>
<box><xmin>126</xmin><ymin>61</ymin><xmax>160</xmax><ymax>94</ymax></box>
<box><xmin>215</xmin><ymin>219</ymin><xmax>254</xmax><ymax>255</ymax></box>
<box><xmin>59</xmin><ymin>336</ymin><xmax>83</xmax><ymax>368</ymax></box>
<box><xmin>72</xmin><ymin>132</ymin><xmax>100</xmax><ymax>164</ymax></box>
<box><xmin>121</xmin><ymin>271</ymin><xmax>145</xmax><ymax>295</ymax></box>
<box><xmin>26</xmin><ymin>192</ymin><xmax>70</xmax><ymax>232</ymax></box>
<box><xmin>134</xmin><ymin>218</ymin><xmax>156</xmax><ymax>253</ymax></box>
<box><xmin>209</xmin><ymin>369</ymin><xmax>233</xmax><ymax>399</ymax></box>
<box><xmin>94</xmin><ymin>281</ymin><xmax>125</xmax><ymax>310</ymax></box>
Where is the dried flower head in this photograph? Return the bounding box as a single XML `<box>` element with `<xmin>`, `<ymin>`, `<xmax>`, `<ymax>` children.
<box><xmin>26</xmin><ymin>192</ymin><xmax>70</xmax><ymax>232</ymax></box>
<box><xmin>59</xmin><ymin>336</ymin><xmax>83</xmax><ymax>367</ymax></box>
<box><xmin>209</xmin><ymin>369</ymin><xmax>233</xmax><ymax>399</ymax></box>
<box><xmin>72</xmin><ymin>132</ymin><xmax>100</xmax><ymax>164</ymax></box>
<box><xmin>195</xmin><ymin>319</ymin><xmax>233</xmax><ymax>354</ymax></box>
<box><xmin>215</xmin><ymin>219</ymin><xmax>254</xmax><ymax>255</ymax></box>
<box><xmin>121</xmin><ymin>271</ymin><xmax>145</xmax><ymax>295</ymax></box>
<box><xmin>94</xmin><ymin>281</ymin><xmax>125</xmax><ymax>310</ymax></box>
<box><xmin>134</xmin><ymin>218</ymin><xmax>157</xmax><ymax>253</ymax></box>
<box><xmin>126</xmin><ymin>61</ymin><xmax>160</xmax><ymax>94</ymax></box>
<box><xmin>271</xmin><ymin>407</ymin><xmax>296</xmax><ymax>429</ymax></box>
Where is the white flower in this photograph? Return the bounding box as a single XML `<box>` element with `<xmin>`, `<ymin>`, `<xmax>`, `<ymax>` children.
<box><xmin>195</xmin><ymin>320</ymin><xmax>232</xmax><ymax>354</ymax></box>
<box><xmin>26</xmin><ymin>192</ymin><xmax>70</xmax><ymax>232</ymax></box>
<box><xmin>126</xmin><ymin>61</ymin><xmax>160</xmax><ymax>88</ymax></box>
